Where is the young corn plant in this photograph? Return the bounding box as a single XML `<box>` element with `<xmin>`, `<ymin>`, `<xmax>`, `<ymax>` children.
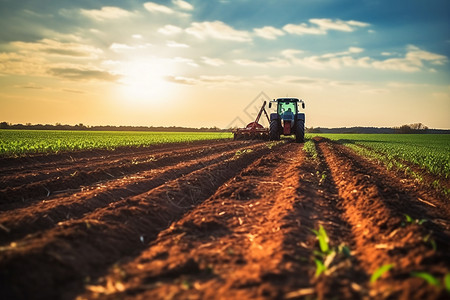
<box><xmin>370</xmin><ymin>264</ymin><xmax>395</xmax><ymax>283</ymax></box>
<box><xmin>403</xmin><ymin>214</ymin><xmax>427</xmax><ymax>226</ymax></box>
<box><xmin>402</xmin><ymin>214</ymin><xmax>437</xmax><ymax>250</ymax></box>
<box><xmin>303</xmin><ymin>139</ymin><xmax>318</xmax><ymax>160</ymax></box>
<box><xmin>311</xmin><ymin>225</ymin><xmax>350</xmax><ymax>277</ymax></box>
<box><xmin>410</xmin><ymin>272</ymin><xmax>450</xmax><ymax>292</ymax></box>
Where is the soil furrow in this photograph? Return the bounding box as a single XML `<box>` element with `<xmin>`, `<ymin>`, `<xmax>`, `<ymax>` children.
<box><xmin>0</xmin><ymin>142</ymin><xmax>260</xmax><ymax>245</ymax></box>
<box><xmin>0</xmin><ymin>140</ymin><xmax>243</xmax><ymax>189</ymax></box>
<box><xmin>326</xmin><ymin>139</ymin><xmax>450</xmax><ymax>244</ymax></box>
<box><xmin>296</xmin><ymin>139</ymin><xmax>369</xmax><ymax>299</ymax></box>
<box><xmin>80</xmin><ymin>143</ymin><xmax>319</xmax><ymax>299</ymax></box>
<box><xmin>0</xmin><ymin>141</ymin><xmax>258</xmax><ymax>207</ymax></box>
<box><xmin>78</xmin><ymin>143</ymin><xmax>301</xmax><ymax>299</ymax></box>
<box><xmin>316</xmin><ymin>137</ymin><xmax>448</xmax><ymax>299</ymax></box>
<box><xmin>0</xmin><ymin>139</ymin><xmax>235</xmax><ymax>173</ymax></box>
<box><xmin>0</xmin><ymin>141</ymin><xmax>274</xmax><ymax>300</ymax></box>
<box><xmin>342</xmin><ymin>142</ymin><xmax>450</xmax><ymax>196</ymax></box>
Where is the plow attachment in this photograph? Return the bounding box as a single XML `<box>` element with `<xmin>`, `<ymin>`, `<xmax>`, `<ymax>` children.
<box><xmin>233</xmin><ymin>101</ymin><xmax>270</xmax><ymax>140</ymax></box>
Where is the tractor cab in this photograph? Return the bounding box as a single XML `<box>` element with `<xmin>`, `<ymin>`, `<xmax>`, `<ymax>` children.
<box><xmin>268</xmin><ymin>98</ymin><xmax>305</xmax><ymax>143</ymax></box>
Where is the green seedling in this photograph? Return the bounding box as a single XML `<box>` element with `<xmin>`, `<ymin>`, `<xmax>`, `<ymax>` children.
<box><xmin>444</xmin><ymin>273</ymin><xmax>450</xmax><ymax>292</ymax></box>
<box><xmin>311</xmin><ymin>225</ymin><xmax>330</xmax><ymax>254</ymax></box>
<box><xmin>302</xmin><ymin>140</ymin><xmax>318</xmax><ymax>159</ymax></box>
<box><xmin>403</xmin><ymin>214</ymin><xmax>427</xmax><ymax>226</ymax></box>
<box><xmin>266</xmin><ymin>141</ymin><xmax>280</xmax><ymax>149</ymax></box>
<box><xmin>181</xmin><ymin>279</ymin><xmax>191</xmax><ymax>290</ymax></box>
<box><xmin>337</xmin><ymin>244</ymin><xmax>351</xmax><ymax>257</ymax></box>
<box><xmin>234</xmin><ymin>149</ymin><xmax>253</xmax><ymax>157</ymax></box>
<box><xmin>370</xmin><ymin>264</ymin><xmax>395</xmax><ymax>283</ymax></box>
<box><xmin>310</xmin><ymin>225</ymin><xmax>351</xmax><ymax>277</ymax></box>
<box><xmin>319</xmin><ymin>173</ymin><xmax>327</xmax><ymax>185</ymax></box>
<box><xmin>314</xmin><ymin>259</ymin><xmax>326</xmax><ymax>277</ymax></box>
<box><xmin>410</xmin><ymin>272</ymin><xmax>440</xmax><ymax>287</ymax></box>
<box><xmin>410</xmin><ymin>272</ymin><xmax>450</xmax><ymax>292</ymax></box>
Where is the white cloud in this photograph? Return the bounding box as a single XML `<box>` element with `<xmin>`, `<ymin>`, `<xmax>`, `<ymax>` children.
<box><xmin>233</xmin><ymin>59</ymin><xmax>265</xmax><ymax>67</ymax></box>
<box><xmin>11</xmin><ymin>39</ymin><xmax>103</xmax><ymax>58</ymax></box>
<box><xmin>110</xmin><ymin>43</ymin><xmax>135</xmax><ymax>52</ymax></box>
<box><xmin>0</xmin><ymin>52</ymin><xmax>47</xmax><ymax>76</ymax></box>
<box><xmin>234</xmin><ymin>57</ymin><xmax>290</xmax><ymax>68</ymax></box>
<box><xmin>173</xmin><ymin>0</ymin><xmax>194</xmax><ymax>11</ymax></box>
<box><xmin>132</xmin><ymin>34</ymin><xmax>143</xmax><ymax>39</ymax></box>
<box><xmin>165</xmin><ymin>75</ymin><xmax>243</xmax><ymax>85</ymax></box>
<box><xmin>283</xmin><ymin>23</ymin><xmax>324</xmax><ymax>35</ymax></box>
<box><xmin>48</xmin><ymin>65</ymin><xmax>120</xmax><ymax>82</ymax></box>
<box><xmin>172</xmin><ymin>57</ymin><xmax>199</xmax><ymax>67</ymax></box>
<box><xmin>346</xmin><ymin>20</ymin><xmax>371</xmax><ymax>28</ymax></box>
<box><xmin>310</xmin><ymin>19</ymin><xmax>369</xmax><ymax>32</ymax></box>
<box><xmin>144</xmin><ymin>2</ymin><xmax>174</xmax><ymax>14</ymax></box>
<box><xmin>158</xmin><ymin>25</ymin><xmax>183</xmax><ymax>35</ymax></box>
<box><xmin>201</xmin><ymin>56</ymin><xmax>225</xmax><ymax>67</ymax></box>
<box><xmin>186</xmin><ymin>21</ymin><xmax>251</xmax><ymax>42</ymax></box>
<box><xmin>372</xmin><ymin>46</ymin><xmax>447</xmax><ymax>72</ymax></box>
<box><xmin>109</xmin><ymin>43</ymin><xmax>152</xmax><ymax>52</ymax></box>
<box><xmin>349</xmin><ymin>47</ymin><xmax>364</xmax><ymax>53</ymax></box>
<box><xmin>80</xmin><ymin>6</ymin><xmax>132</xmax><ymax>20</ymax></box>
<box><xmin>167</xmin><ymin>41</ymin><xmax>190</xmax><ymax>48</ymax></box>
<box><xmin>321</xmin><ymin>47</ymin><xmax>364</xmax><ymax>58</ymax></box>
<box><xmin>280</xmin><ymin>45</ymin><xmax>447</xmax><ymax>72</ymax></box>
<box><xmin>284</xmin><ymin>18</ymin><xmax>370</xmax><ymax>35</ymax></box>
<box><xmin>165</xmin><ymin>75</ymin><xmax>198</xmax><ymax>85</ymax></box>
<box><xmin>281</xmin><ymin>49</ymin><xmax>304</xmax><ymax>64</ymax></box>
<box><xmin>254</xmin><ymin>26</ymin><xmax>285</xmax><ymax>40</ymax></box>
<box><xmin>406</xmin><ymin>45</ymin><xmax>447</xmax><ymax>65</ymax></box>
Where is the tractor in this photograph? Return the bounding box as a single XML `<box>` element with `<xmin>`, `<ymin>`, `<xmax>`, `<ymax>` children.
<box><xmin>268</xmin><ymin>98</ymin><xmax>305</xmax><ymax>142</ymax></box>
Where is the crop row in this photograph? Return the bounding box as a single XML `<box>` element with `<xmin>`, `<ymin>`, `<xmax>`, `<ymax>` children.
<box><xmin>0</xmin><ymin>130</ymin><xmax>232</xmax><ymax>156</ymax></box>
<box><xmin>312</xmin><ymin>134</ymin><xmax>450</xmax><ymax>179</ymax></box>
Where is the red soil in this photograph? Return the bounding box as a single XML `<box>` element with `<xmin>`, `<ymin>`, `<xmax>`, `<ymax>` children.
<box><xmin>0</xmin><ymin>138</ymin><xmax>448</xmax><ymax>300</ymax></box>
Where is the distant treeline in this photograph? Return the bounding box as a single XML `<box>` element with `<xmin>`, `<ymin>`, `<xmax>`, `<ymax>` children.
<box><xmin>0</xmin><ymin>122</ymin><xmax>228</xmax><ymax>132</ymax></box>
<box><xmin>307</xmin><ymin>123</ymin><xmax>450</xmax><ymax>134</ymax></box>
<box><xmin>1</xmin><ymin>121</ymin><xmax>448</xmax><ymax>134</ymax></box>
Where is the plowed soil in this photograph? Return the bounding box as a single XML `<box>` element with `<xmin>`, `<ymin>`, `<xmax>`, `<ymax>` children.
<box><xmin>0</xmin><ymin>137</ymin><xmax>448</xmax><ymax>300</ymax></box>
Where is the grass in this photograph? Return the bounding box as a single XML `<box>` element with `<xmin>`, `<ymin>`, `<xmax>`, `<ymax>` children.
<box><xmin>0</xmin><ymin>130</ymin><xmax>232</xmax><ymax>157</ymax></box>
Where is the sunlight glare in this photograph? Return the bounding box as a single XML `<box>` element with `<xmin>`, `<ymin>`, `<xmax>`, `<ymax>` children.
<box><xmin>118</xmin><ymin>58</ymin><xmax>175</xmax><ymax>105</ymax></box>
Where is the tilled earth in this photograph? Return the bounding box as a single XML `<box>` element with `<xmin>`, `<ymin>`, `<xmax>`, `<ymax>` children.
<box><xmin>0</xmin><ymin>138</ymin><xmax>448</xmax><ymax>300</ymax></box>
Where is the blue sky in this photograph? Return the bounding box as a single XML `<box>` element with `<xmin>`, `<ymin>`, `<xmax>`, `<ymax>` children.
<box><xmin>0</xmin><ymin>0</ymin><xmax>449</xmax><ymax>128</ymax></box>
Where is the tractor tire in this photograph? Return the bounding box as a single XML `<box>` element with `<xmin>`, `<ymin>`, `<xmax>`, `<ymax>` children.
<box><xmin>295</xmin><ymin>119</ymin><xmax>305</xmax><ymax>143</ymax></box>
<box><xmin>269</xmin><ymin>120</ymin><xmax>280</xmax><ymax>141</ymax></box>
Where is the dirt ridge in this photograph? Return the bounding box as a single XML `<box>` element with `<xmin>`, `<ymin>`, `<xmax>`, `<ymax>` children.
<box><xmin>0</xmin><ymin>138</ymin><xmax>448</xmax><ymax>300</ymax></box>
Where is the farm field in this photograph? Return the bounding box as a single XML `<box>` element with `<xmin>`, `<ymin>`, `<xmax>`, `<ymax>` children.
<box><xmin>312</xmin><ymin>134</ymin><xmax>450</xmax><ymax>195</ymax></box>
<box><xmin>0</xmin><ymin>135</ymin><xmax>449</xmax><ymax>299</ymax></box>
<box><xmin>0</xmin><ymin>130</ymin><xmax>232</xmax><ymax>156</ymax></box>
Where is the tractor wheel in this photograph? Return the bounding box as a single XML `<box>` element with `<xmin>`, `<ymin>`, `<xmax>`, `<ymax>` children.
<box><xmin>269</xmin><ymin>120</ymin><xmax>280</xmax><ymax>141</ymax></box>
<box><xmin>295</xmin><ymin>119</ymin><xmax>305</xmax><ymax>143</ymax></box>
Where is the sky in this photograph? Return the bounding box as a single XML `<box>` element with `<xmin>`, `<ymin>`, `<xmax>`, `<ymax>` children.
<box><xmin>0</xmin><ymin>0</ymin><xmax>449</xmax><ymax>129</ymax></box>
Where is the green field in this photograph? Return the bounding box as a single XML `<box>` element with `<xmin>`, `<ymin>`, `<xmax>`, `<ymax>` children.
<box><xmin>309</xmin><ymin>133</ymin><xmax>450</xmax><ymax>182</ymax></box>
<box><xmin>0</xmin><ymin>130</ymin><xmax>232</xmax><ymax>156</ymax></box>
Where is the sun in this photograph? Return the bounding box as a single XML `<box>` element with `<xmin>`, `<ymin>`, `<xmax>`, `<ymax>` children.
<box><xmin>117</xmin><ymin>58</ymin><xmax>175</xmax><ymax>105</ymax></box>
